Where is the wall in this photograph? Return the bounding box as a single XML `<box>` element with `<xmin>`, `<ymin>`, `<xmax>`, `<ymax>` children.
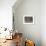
<box><xmin>13</xmin><ymin>0</ymin><xmax>41</xmax><ymax>46</ymax></box>
<box><xmin>0</xmin><ymin>0</ymin><xmax>16</xmax><ymax>30</ymax></box>
<box><xmin>41</xmin><ymin>0</ymin><xmax>46</xmax><ymax>46</ymax></box>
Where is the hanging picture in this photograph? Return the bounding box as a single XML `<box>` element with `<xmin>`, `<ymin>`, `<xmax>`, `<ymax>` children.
<box><xmin>23</xmin><ymin>15</ymin><xmax>34</xmax><ymax>24</ymax></box>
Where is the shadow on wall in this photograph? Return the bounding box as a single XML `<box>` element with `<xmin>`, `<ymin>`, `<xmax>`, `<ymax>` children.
<box><xmin>12</xmin><ymin>0</ymin><xmax>41</xmax><ymax>46</ymax></box>
<box><xmin>23</xmin><ymin>33</ymin><xmax>41</xmax><ymax>46</ymax></box>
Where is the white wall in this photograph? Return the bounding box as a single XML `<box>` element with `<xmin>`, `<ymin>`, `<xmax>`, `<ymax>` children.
<box><xmin>0</xmin><ymin>0</ymin><xmax>16</xmax><ymax>30</ymax></box>
<box><xmin>13</xmin><ymin>0</ymin><xmax>41</xmax><ymax>46</ymax></box>
<box><xmin>41</xmin><ymin>0</ymin><xmax>46</xmax><ymax>46</ymax></box>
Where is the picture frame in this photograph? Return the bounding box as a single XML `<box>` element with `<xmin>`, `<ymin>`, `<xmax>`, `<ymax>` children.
<box><xmin>23</xmin><ymin>15</ymin><xmax>34</xmax><ymax>24</ymax></box>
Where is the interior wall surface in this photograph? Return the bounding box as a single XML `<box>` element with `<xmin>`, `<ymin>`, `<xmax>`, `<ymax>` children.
<box><xmin>13</xmin><ymin>0</ymin><xmax>41</xmax><ymax>46</ymax></box>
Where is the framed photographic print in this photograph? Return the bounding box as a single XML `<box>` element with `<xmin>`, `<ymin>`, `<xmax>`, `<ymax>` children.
<box><xmin>23</xmin><ymin>15</ymin><xmax>34</xmax><ymax>24</ymax></box>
